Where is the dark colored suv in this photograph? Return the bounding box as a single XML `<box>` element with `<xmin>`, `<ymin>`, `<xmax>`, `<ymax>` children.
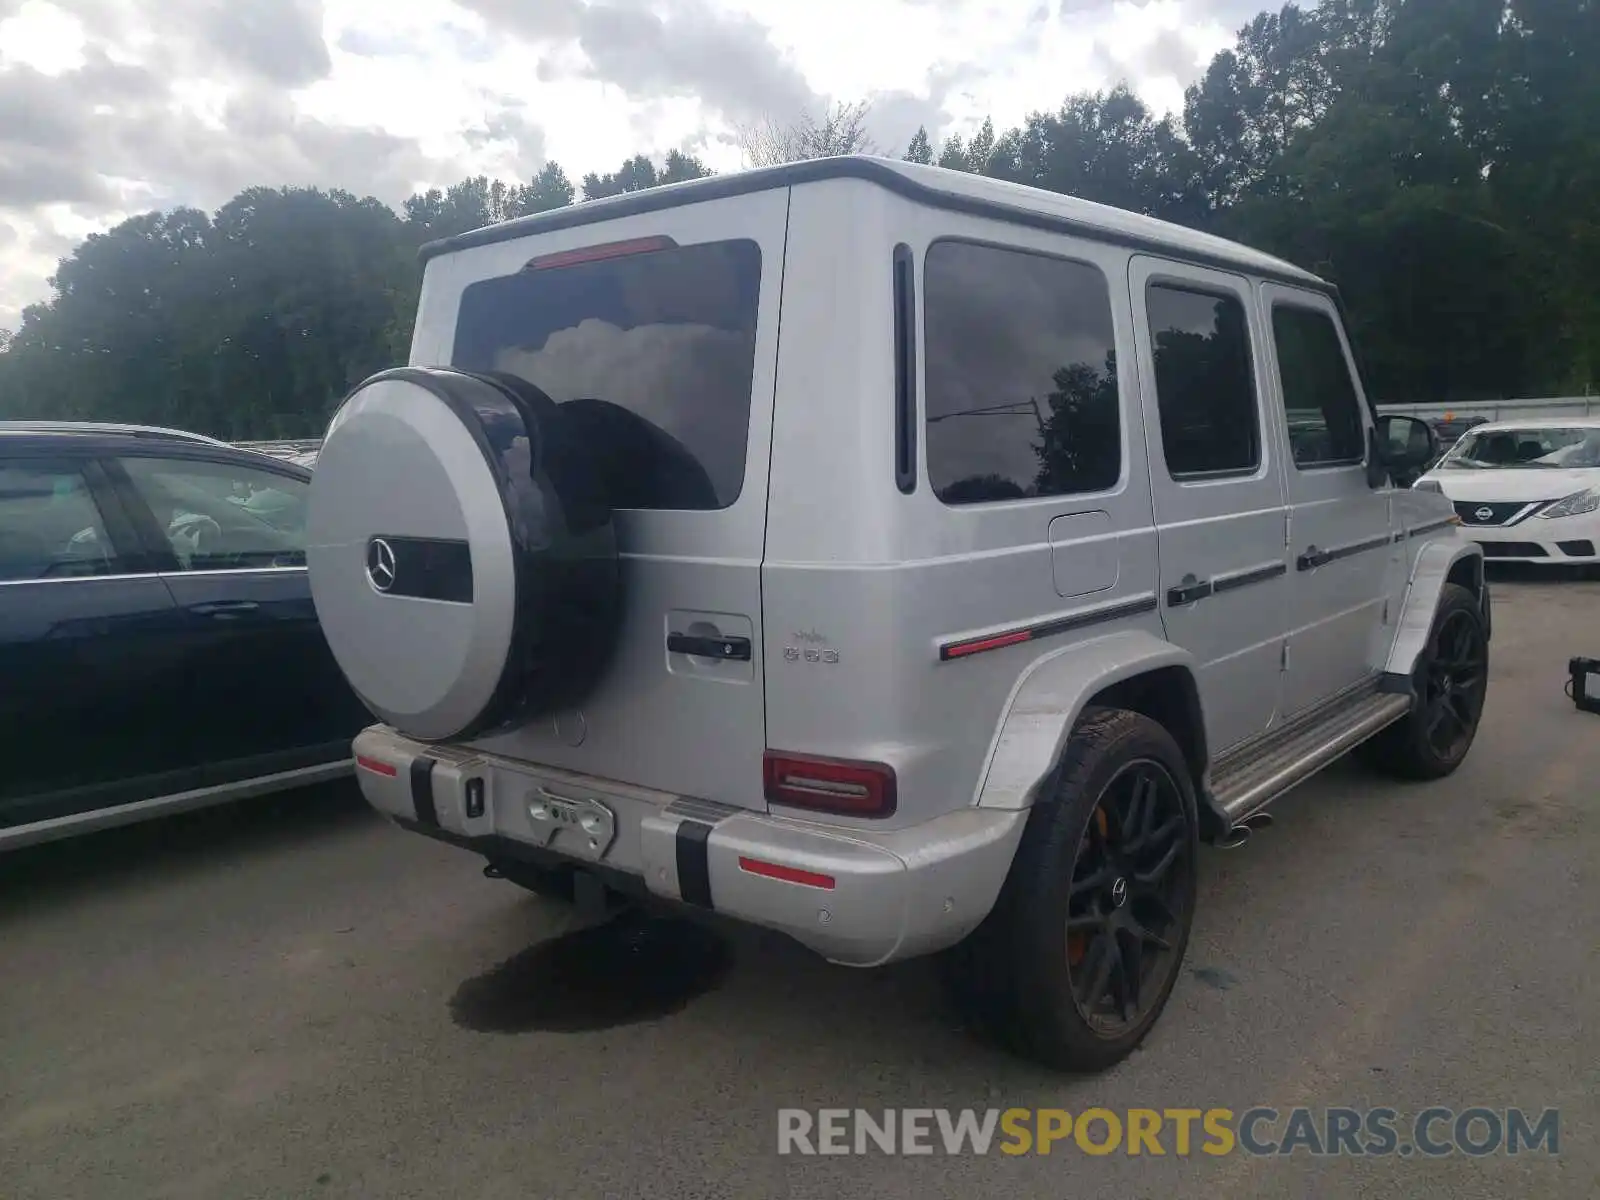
<box><xmin>0</xmin><ymin>422</ymin><xmax>370</xmax><ymax>849</ymax></box>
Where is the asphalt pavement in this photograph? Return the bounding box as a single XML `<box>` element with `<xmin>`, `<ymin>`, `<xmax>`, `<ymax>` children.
<box><xmin>2</xmin><ymin>571</ymin><xmax>1596</xmax><ymax>1199</ymax></box>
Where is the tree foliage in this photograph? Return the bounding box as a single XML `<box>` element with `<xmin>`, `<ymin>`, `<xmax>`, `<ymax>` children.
<box><xmin>734</xmin><ymin>100</ymin><xmax>878</xmax><ymax>167</ymax></box>
<box><xmin>2</xmin><ymin>0</ymin><xmax>1597</xmax><ymax>439</ymax></box>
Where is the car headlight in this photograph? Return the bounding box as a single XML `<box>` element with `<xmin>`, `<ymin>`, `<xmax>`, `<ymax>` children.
<box><xmin>1412</xmin><ymin>478</ymin><xmax>1443</xmax><ymax>494</ymax></box>
<box><xmin>1537</xmin><ymin>487</ymin><xmax>1600</xmax><ymax>519</ymax></box>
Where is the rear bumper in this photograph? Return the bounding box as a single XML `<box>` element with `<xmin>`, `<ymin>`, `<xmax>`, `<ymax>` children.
<box><xmin>352</xmin><ymin>726</ymin><xmax>1027</xmax><ymax>966</ymax></box>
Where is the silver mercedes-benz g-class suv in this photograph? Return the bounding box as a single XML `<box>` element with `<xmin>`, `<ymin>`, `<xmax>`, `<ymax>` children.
<box><xmin>307</xmin><ymin>156</ymin><xmax>1490</xmax><ymax>1072</ymax></box>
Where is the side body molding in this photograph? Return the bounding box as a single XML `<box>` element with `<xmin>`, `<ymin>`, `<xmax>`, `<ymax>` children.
<box><xmin>1383</xmin><ymin>535</ymin><xmax>1487</xmax><ymax>679</ymax></box>
<box><xmin>974</xmin><ymin>630</ymin><xmax>1202</xmax><ymax>810</ymax></box>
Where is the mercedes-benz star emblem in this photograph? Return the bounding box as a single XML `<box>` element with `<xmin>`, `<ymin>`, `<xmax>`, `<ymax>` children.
<box><xmin>366</xmin><ymin>537</ymin><xmax>397</xmax><ymax>593</ymax></box>
<box><xmin>1110</xmin><ymin>877</ymin><xmax>1129</xmax><ymax>908</ymax></box>
<box><xmin>1474</xmin><ymin>506</ymin><xmax>1494</xmax><ymax>522</ymax></box>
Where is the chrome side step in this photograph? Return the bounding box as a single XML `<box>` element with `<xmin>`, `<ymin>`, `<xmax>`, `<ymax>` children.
<box><xmin>1209</xmin><ymin>683</ymin><xmax>1412</xmax><ymax>827</ymax></box>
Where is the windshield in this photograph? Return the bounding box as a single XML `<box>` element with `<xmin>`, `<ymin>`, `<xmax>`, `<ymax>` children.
<box><xmin>1437</xmin><ymin>426</ymin><xmax>1600</xmax><ymax>470</ymax></box>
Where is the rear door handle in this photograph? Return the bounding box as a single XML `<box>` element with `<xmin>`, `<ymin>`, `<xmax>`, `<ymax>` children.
<box><xmin>189</xmin><ymin>600</ymin><xmax>260</xmax><ymax>617</ymax></box>
<box><xmin>1297</xmin><ymin>546</ymin><xmax>1330</xmax><ymax>571</ymax></box>
<box><xmin>667</xmin><ymin>632</ymin><xmax>752</xmax><ymax>661</ymax></box>
<box><xmin>1165</xmin><ymin>575</ymin><xmax>1214</xmax><ymax>607</ymax></box>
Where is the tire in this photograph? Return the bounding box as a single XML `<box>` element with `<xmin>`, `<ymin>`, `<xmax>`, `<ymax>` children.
<box><xmin>942</xmin><ymin>707</ymin><xmax>1200</xmax><ymax>1073</ymax></box>
<box><xmin>1360</xmin><ymin>582</ymin><xmax>1488</xmax><ymax>781</ymax></box>
<box><xmin>306</xmin><ymin>366</ymin><xmax>624</xmax><ymax>742</ymax></box>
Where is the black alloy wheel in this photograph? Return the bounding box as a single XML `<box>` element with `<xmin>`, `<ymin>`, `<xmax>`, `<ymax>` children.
<box><xmin>1066</xmin><ymin>760</ymin><xmax>1193</xmax><ymax>1036</ymax></box>
<box><xmin>1418</xmin><ymin>607</ymin><xmax>1487</xmax><ymax>762</ymax></box>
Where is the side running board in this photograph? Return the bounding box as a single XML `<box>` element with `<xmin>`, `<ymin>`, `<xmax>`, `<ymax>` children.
<box><xmin>1208</xmin><ymin>682</ymin><xmax>1412</xmax><ymax>827</ymax></box>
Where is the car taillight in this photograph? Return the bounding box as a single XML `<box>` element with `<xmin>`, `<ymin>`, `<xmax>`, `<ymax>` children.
<box><xmin>762</xmin><ymin>751</ymin><xmax>897</xmax><ymax>818</ymax></box>
<box><xmin>523</xmin><ymin>235</ymin><xmax>677</xmax><ymax>271</ymax></box>
<box><xmin>356</xmin><ymin>755</ymin><xmax>397</xmax><ymax>777</ymax></box>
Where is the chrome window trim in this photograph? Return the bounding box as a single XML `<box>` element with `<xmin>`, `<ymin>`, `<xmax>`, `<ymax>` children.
<box><xmin>0</xmin><ymin>565</ymin><xmax>307</xmax><ymax>588</ymax></box>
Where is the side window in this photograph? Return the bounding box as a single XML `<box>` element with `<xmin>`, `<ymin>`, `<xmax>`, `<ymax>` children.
<box><xmin>118</xmin><ymin>456</ymin><xmax>308</xmax><ymax>571</ymax></box>
<box><xmin>0</xmin><ymin>461</ymin><xmax>119</xmax><ymax>582</ymax></box>
<box><xmin>924</xmin><ymin>240</ymin><xmax>1121</xmax><ymax>504</ymax></box>
<box><xmin>1272</xmin><ymin>304</ymin><xmax>1367</xmax><ymax>467</ymax></box>
<box><xmin>1146</xmin><ymin>283</ymin><xmax>1260</xmax><ymax>478</ymax></box>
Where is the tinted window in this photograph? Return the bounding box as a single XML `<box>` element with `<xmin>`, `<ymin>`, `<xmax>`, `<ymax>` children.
<box><xmin>1273</xmin><ymin>305</ymin><xmax>1366</xmax><ymax>466</ymax></box>
<box><xmin>0</xmin><ymin>461</ymin><xmax>118</xmax><ymax>582</ymax></box>
<box><xmin>119</xmin><ymin>456</ymin><xmax>308</xmax><ymax>570</ymax></box>
<box><xmin>452</xmin><ymin>239</ymin><xmax>762</xmax><ymax>511</ymax></box>
<box><xmin>1147</xmin><ymin>284</ymin><xmax>1259</xmax><ymax>477</ymax></box>
<box><xmin>924</xmin><ymin>240</ymin><xmax>1120</xmax><ymax>504</ymax></box>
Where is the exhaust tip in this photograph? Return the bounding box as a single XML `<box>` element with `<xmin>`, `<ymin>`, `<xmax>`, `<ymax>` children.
<box><xmin>1215</xmin><ymin>825</ymin><xmax>1252</xmax><ymax>850</ymax></box>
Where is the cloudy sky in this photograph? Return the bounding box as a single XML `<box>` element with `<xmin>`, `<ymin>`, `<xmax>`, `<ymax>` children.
<box><xmin>0</xmin><ymin>0</ymin><xmax>1264</xmax><ymax>330</ymax></box>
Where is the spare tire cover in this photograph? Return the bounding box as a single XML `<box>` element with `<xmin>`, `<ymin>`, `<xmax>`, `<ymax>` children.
<box><xmin>307</xmin><ymin>366</ymin><xmax>620</xmax><ymax>742</ymax></box>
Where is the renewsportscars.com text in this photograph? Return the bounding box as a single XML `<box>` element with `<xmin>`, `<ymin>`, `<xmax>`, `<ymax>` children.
<box><xmin>776</xmin><ymin>1107</ymin><xmax>1560</xmax><ymax>1158</ymax></box>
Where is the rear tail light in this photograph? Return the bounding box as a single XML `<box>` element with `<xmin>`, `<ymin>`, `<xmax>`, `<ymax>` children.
<box><xmin>356</xmin><ymin>755</ymin><xmax>397</xmax><ymax>777</ymax></box>
<box><xmin>523</xmin><ymin>235</ymin><xmax>677</xmax><ymax>272</ymax></box>
<box><xmin>762</xmin><ymin>751</ymin><xmax>897</xmax><ymax>818</ymax></box>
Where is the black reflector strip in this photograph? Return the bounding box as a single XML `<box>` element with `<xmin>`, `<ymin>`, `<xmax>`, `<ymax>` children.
<box><xmin>370</xmin><ymin>536</ymin><xmax>473</xmax><ymax>602</ymax></box>
<box><xmin>410</xmin><ymin>757</ymin><xmax>439</xmax><ymax>828</ymax></box>
<box><xmin>675</xmin><ymin>819</ymin><xmax>714</xmax><ymax>908</ymax></box>
<box><xmin>1407</xmin><ymin>517</ymin><xmax>1458</xmax><ymax>539</ymax></box>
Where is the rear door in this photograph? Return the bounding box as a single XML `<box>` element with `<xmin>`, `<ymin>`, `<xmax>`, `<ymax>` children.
<box><xmin>416</xmin><ymin>191</ymin><xmax>789</xmax><ymax>811</ymax></box>
<box><xmin>0</xmin><ymin>451</ymin><xmax>190</xmax><ymax>827</ymax></box>
<box><xmin>105</xmin><ymin>449</ymin><xmax>367</xmax><ymax>781</ymax></box>
<box><xmin>1130</xmin><ymin>256</ymin><xmax>1292</xmax><ymax>755</ymax></box>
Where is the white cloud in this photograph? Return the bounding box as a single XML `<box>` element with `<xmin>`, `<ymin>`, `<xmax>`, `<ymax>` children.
<box><xmin>0</xmin><ymin>0</ymin><xmax>1243</xmax><ymax>330</ymax></box>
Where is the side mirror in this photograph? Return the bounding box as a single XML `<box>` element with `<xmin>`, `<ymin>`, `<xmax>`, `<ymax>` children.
<box><xmin>1369</xmin><ymin>414</ymin><xmax>1438</xmax><ymax>487</ymax></box>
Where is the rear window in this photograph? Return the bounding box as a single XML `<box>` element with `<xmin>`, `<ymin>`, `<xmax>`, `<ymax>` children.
<box><xmin>451</xmin><ymin>238</ymin><xmax>762</xmax><ymax>510</ymax></box>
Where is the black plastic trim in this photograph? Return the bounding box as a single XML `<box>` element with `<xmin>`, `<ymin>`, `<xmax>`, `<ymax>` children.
<box><xmin>1213</xmin><ymin>561</ymin><xmax>1288</xmax><ymax>594</ymax></box>
<box><xmin>370</xmin><ymin>536</ymin><xmax>473</xmax><ymax>603</ymax></box>
<box><xmin>1165</xmin><ymin>561</ymin><xmax>1286</xmax><ymax>607</ymax></box>
<box><xmin>410</xmin><ymin>756</ymin><xmax>439</xmax><ymax>828</ymax></box>
<box><xmin>892</xmin><ymin>242</ymin><xmax>918</xmax><ymax>494</ymax></box>
<box><xmin>394</xmin><ymin>819</ymin><xmax>656</xmax><ymax>903</ymax></box>
<box><xmin>938</xmin><ymin>594</ymin><xmax>1159</xmax><ymax>662</ymax></box>
<box><xmin>1407</xmin><ymin>517</ymin><xmax>1458</xmax><ymax>539</ymax></box>
<box><xmin>1378</xmin><ymin>671</ymin><xmax>1416</xmax><ymax>697</ymax></box>
<box><xmin>675</xmin><ymin>819</ymin><xmax>715</xmax><ymax>908</ymax></box>
<box><xmin>1297</xmin><ymin>533</ymin><xmax>1391</xmax><ymax>571</ymax></box>
<box><xmin>1166</xmin><ymin>578</ymin><xmax>1214</xmax><ymax>606</ymax></box>
<box><xmin>417</xmin><ymin>158</ymin><xmax>1334</xmax><ymax>296</ymax></box>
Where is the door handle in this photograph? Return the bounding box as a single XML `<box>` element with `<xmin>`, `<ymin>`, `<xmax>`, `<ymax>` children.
<box><xmin>189</xmin><ymin>600</ymin><xmax>260</xmax><ymax>617</ymax></box>
<box><xmin>1297</xmin><ymin>546</ymin><xmax>1330</xmax><ymax>571</ymax></box>
<box><xmin>1165</xmin><ymin>574</ymin><xmax>1214</xmax><ymax>607</ymax></box>
<box><xmin>667</xmin><ymin>632</ymin><xmax>751</xmax><ymax>661</ymax></box>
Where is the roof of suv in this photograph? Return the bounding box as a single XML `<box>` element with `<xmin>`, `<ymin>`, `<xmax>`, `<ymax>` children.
<box><xmin>418</xmin><ymin>154</ymin><xmax>1328</xmax><ymax>293</ymax></box>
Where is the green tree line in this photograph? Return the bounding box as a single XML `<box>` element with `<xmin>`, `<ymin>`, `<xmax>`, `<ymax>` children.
<box><xmin>0</xmin><ymin>0</ymin><xmax>1594</xmax><ymax>440</ymax></box>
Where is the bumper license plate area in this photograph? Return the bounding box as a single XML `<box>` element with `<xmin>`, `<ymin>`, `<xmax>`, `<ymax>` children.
<box><xmin>527</xmin><ymin>787</ymin><xmax>617</xmax><ymax>862</ymax></box>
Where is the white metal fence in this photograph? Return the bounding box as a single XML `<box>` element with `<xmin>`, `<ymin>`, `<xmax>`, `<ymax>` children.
<box><xmin>1378</xmin><ymin>396</ymin><xmax>1600</xmax><ymax>422</ymax></box>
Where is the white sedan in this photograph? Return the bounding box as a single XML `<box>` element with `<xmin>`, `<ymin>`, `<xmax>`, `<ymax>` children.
<box><xmin>1413</xmin><ymin>417</ymin><xmax>1600</xmax><ymax>564</ymax></box>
